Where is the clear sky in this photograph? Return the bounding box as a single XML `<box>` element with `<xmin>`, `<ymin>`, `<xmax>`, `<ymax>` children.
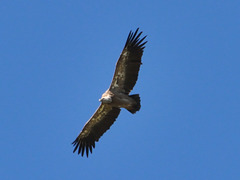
<box><xmin>1</xmin><ymin>1</ymin><xmax>239</xmax><ymax>179</ymax></box>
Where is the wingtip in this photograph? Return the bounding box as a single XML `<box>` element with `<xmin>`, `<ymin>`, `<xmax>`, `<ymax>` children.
<box><xmin>125</xmin><ymin>28</ymin><xmax>147</xmax><ymax>50</ymax></box>
<box><xmin>72</xmin><ymin>137</ymin><xmax>95</xmax><ymax>157</ymax></box>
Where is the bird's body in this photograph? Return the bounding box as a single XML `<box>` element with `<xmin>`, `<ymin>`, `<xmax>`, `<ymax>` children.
<box><xmin>100</xmin><ymin>89</ymin><xmax>138</xmax><ymax>110</ymax></box>
<box><xmin>72</xmin><ymin>28</ymin><xmax>147</xmax><ymax>157</ymax></box>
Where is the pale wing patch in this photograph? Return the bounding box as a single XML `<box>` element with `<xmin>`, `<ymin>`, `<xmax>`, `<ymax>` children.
<box><xmin>93</xmin><ymin>105</ymin><xmax>110</xmax><ymax>123</ymax></box>
<box><xmin>112</xmin><ymin>71</ymin><xmax>124</xmax><ymax>88</ymax></box>
<box><xmin>111</xmin><ymin>52</ymin><xmax>128</xmax><ymax>90</ymax></box>
<box><xmin>122</xmin><ymin>51</ymin><xmax>129</xmax><ymax>56</ymax></box>
<box><xmin>81</xmin><ymin>105</ymin><xmax>110</xmax><ymax>137</ymax></box>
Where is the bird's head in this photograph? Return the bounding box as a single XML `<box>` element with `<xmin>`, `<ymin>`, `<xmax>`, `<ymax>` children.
<box><xmin>99</xmin><ymin>96</ymin><xmax>112</xmax><ymax>103</ymax></box>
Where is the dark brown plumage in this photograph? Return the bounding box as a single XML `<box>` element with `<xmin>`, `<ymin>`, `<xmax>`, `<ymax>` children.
<box><xmin>72</xmin><ymin>105</ymin><xmax>120</xmax><ymax>157</ymax></box>
<box><xmin>110</xmin><ymin>29</ymin><xmax>147</xmax><ymax>94</ymax></box>
<box><xmin>72</xmin><ymin>28</ymin><xmax>147</xmax><ymax>157</ymax></box>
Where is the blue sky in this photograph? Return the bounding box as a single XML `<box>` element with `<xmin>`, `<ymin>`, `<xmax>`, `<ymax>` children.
<box><xmin>1</xmin><ymin>1</ymin><xmax>239</xmax><ymax>179</ymax></box>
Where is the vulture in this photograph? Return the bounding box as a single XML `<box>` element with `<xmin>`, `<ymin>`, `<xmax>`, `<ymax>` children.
<box><xmin>72</xmin><ymin>28</ymin><xmax>147</xmax><ymax>157</ymax></box>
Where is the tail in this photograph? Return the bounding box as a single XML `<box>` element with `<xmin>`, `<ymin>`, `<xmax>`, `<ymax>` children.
<box><xmin>127</xmin><ymin>94</ymin><xmax>141</xmax><ymax>114</ymax></box>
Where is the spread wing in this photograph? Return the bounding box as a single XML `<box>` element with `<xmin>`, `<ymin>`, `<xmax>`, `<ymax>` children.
<box><xmin>72</xmin><ymin>104</ymin><xmax>121</xmax><ymax>157</ymax></box>
<box><xmin>110</xmin><ymin>28</ymin><xmax>147</xmax><ymax>94</ymax></box>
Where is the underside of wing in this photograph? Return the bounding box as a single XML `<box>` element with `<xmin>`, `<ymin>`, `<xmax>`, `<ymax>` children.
<box><xmin>72</xmin><ymin>104</ymin><xmax>121</xmax><ymax>157</ymax></box>
<box><xmin>110</xmin><ymin>28</ymin><xmax>147</xmax><ymax>94</ymax></box>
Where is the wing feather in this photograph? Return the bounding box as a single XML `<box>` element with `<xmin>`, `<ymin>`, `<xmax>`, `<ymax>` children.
<box><xmin>72</xmin><ymin>104</ymin><xmax>121</xmax><ymax>157</ymax></box>
<box><xmin>110</xmin><ymin>28</ymin><xmax>147</xmax><ymax>94</ymax></box>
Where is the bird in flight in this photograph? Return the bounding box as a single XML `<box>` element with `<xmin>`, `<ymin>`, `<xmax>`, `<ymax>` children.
<box><xmin>72</xmin><ymin>28</ymin><xmax>147</xmax><ymax>157</ymax></box>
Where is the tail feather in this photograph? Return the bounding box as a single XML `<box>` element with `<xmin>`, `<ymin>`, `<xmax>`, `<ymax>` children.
<box><xmin>127</xmin><ymin>94</ymin><xmax>141</xmax><ymax>114</ymax></box>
